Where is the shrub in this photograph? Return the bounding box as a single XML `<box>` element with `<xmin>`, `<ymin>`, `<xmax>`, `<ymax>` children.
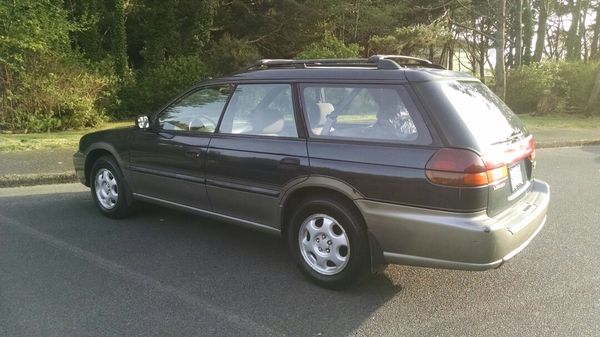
<box><xmin>0</xmin><ymin>55</ymin><xmax>110</xmax><ymax>132</ymax></box>
<box><xmin>296</xmin><ymin>31</ymin><xmax>361</xmax><ymax>59</ymax></box>
<box><xmin>115</xmin><ymin>55</ymin><xmax>210</xmax><ymax>118</ymax></box>
<box><xmin>205</xmin><ymin>34</ymin><xmax>261</xmax><ymax>75</ymax></box>
<box><xmin>506</xmin><ymin>61</ymin><xmax>600</xmax><ymax>114</ymax></box>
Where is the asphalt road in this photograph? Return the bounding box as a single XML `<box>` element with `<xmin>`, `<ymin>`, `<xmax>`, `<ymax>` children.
<box><xmin>1</xmin><ymin>146</ymin><xmax>599</xmax><ymax>337</ymax></box>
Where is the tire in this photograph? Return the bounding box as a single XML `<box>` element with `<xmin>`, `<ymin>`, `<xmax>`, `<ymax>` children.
<box><xmin>90</xmin><ymin>155</ymin><xmax>132</xmax><ymax>219</ymax></box>
<box><xmin>287</xmin><ymin>195</ymin><xmax>371</xmax><ymax>289</ymax></box>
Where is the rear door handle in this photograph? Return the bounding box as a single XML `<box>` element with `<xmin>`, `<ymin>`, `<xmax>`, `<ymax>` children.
<box><xmin>279</xmin><ymin>157</ymin><xmax>300</xmax><ymax>168</ymax></box>
<box><xmin>185</xmin><ymin>150</ymin><xmax>202</xmax><ymax>159</ymax></box>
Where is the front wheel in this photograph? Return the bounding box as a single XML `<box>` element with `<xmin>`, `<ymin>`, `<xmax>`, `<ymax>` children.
<box><xmin>90</xmin><ymin>156</ymin><xmax>132</xmax><ymax>219</ymax></box>
<box><xmin>288</xmin><ymin>196</ymin><xmax>371</xmax><ymax>289</ymax></box>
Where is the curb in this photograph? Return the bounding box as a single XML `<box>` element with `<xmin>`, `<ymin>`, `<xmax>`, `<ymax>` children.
<box><xmin>536</xmin><ymin>139</ymin><xmax>600</xmax><ymax>149</ymax></box>
<box><xmin>0</xmin><ymin>172</ymin><xmax>78</xmax><ymax>188</ymax></box>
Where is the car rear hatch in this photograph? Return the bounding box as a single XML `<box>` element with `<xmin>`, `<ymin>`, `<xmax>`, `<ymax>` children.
<box><xmin>438</xmin><ymin>80</ymin><xmax>535</xmax><ymax>217</ymax></box>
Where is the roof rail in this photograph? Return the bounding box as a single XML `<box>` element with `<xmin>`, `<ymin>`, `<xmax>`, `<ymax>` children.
<box><xmin>369</xmin><ymin>55</ymin><xmax>445</xmax><ymax>69</ymax></box>
<box><xmin>247</xmin><ymin>55</ymin><xmax>444</xmax><ymax>71</ymax></box>
<box><xmin>247</xmin><ymin>58</ymin><xmax>380</xmax><ymax>70</ymax></box>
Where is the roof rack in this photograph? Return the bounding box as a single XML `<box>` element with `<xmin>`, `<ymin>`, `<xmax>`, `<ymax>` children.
<box><xmin>247</xmin><ymin>55</ymin><xmax>445</xmax><ymax>71</ymax></box>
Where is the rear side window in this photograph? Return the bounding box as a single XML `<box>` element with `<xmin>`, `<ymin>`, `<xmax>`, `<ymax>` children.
<box><xmin>300</xmin><ymin>84</ymin><xmax>431</xmax><ymax>144</ymax></box>
<box><xmin>441</xmin><ymin>81</ymin><xmax>527</xmax><ymax>146</ymax></box>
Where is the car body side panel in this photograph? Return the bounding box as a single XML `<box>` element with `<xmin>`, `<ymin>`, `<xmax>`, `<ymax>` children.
<box><xmin>128</xmin><ymin>130</ymin><xmax>212</xmax><ymax>209</ymax></box>
<box><xmin>306</xmin><ymin>141</ymin><xmax>488</xmax><ymax>212</ymax></box>
<box><xmin>206</xmin><ymin>136</ymin><xmax>309</xmax><ymax>228</ymax></box>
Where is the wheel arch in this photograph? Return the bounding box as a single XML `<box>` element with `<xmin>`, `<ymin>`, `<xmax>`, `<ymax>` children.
<box><xmin>279</xmin><ymin>176</ymin><xmax>365</xmax><ymax>235</ymax></box>
<box><xmin>83</xmin><ymin>143</ymin><xmax>123</xmax><ymax>186</ymax></box>
<box><xmin>279</xmin><ymin>176</ymin><xmax>386</xmax><ymax>272</ymax></box>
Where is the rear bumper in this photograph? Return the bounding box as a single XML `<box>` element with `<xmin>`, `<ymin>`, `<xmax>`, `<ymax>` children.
<box><xmin>73</xmin><ymin>151</ymin><xmax>87</xmax><ymax>186</ymax></box>
<box><xmin>356</xmin><ymin>180</ymin><xmax>550</xmax><ymax>271</ymax></box>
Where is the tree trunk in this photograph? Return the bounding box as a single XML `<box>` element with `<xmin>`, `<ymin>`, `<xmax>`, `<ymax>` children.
<box><xmin>586</xmin><ymin>70</ymin><xmax>600</xmax><ymax>115</ymax></box>
<box><xmin>515</xmin><ymin>0</ymin><xmax>524</xmax><ymax>67</ymax></box>
<box><xmin>533</xmin><ymin>0</ymin><xmax>548</xmax><ymax>62</ymax></box>
<box><xmin>479</xmin><ymin>19</ymin><xmax>487</xmax><ymax>84</ymax></box>
<box><xmin>591</xmin><ymin>5</ymin><xmax>600</xmax><ymax>60</ymax></box>
<box><xmin>496</xmin><ymin>0</ymin><xmax>506</xmax><ymax>100</ymax></box>
<box><xmin>566</xmin><ymin>0</ymin><xmax>582</xmax><ymax>60</ymax></box>
<box><xmin>522</xmin><ymin>0</ymin><xmax>534</xmax><ymax>64</ymax></box>
<box><xmin>112</xmin><ymin>0</ymin><xmax>128</xmax><ymax>79</ymax></box>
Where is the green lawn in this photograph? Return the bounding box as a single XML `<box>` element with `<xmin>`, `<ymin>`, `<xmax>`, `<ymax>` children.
<box><xmin>518</xmin><ymin>113</ymin><xmax>600</xmax><ymax>130</ymax></box>
<box><xmin>0</xmin><ymin>121</ymin><xmax>131</xmax><ymax>152</ymax></box>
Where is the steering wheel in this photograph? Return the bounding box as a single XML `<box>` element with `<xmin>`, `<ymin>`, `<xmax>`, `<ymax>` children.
<box><xmin>188</xmin><ymin>114</ymin><xmax>218</xmax><ymax>131</ymax></box>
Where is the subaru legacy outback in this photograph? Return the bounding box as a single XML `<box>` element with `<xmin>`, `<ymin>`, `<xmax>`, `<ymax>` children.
<box><xmin>74</xmin><ymin>55</ymin><xmax>550</xmax><ymax>288</ymax></box>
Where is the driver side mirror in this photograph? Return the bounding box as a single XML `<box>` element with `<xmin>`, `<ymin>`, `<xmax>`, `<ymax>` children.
<box><xmin>136</xmin><ymin>115</ymin><xmax>150</xmax><ymax>130</ymax></box>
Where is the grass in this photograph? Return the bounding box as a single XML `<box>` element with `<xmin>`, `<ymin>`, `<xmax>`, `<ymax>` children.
<box><xmin>0</xmin><ymin>121</ymin><xmax>131</xmax><ymax>152</ymax></box>
<box><xmin>518</xmin><ymin>113</ymin><xmax>600</xmax><ymax>130</ymax></box>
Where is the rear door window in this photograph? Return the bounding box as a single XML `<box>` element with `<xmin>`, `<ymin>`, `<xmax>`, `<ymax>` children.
<box><xmin>300</xmin><ymin>84</ymin><xmax>431</xmax><ymax>144</ymax></box>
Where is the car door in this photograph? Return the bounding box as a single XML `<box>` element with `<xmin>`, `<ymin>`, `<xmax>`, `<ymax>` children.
<box><xmin>205</xmin><ymin>83</ymin><xmax>309</xmax><ymax>228</ymax></box>
<box><xmin>128</xmin><ymin>84</ymin><xmax>233</xmax><ymax>210</ymax></box>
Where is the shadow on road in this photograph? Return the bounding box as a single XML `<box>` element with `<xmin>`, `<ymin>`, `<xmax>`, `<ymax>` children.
<box><xmin>0</xmin><ymin>190</ymin><xmax>401</xmax><ymax>336</ymax></box>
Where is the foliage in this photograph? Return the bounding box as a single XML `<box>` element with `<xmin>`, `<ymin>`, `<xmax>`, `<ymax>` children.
<box><xmin>204</xmin><ymin>34</ymin><xmax>261</xmax><ymax>75</ymax></box>
<box><xmin>116</xmin><ymin>55</ymin><xmax>210</xmax><ymax>117</ymax></box>
<box><xmin>296</xmin><ymin>32</ymin><xmax>361</xmax><ymax>59</ymax></box>
<box><xmin>368</xmin><ymin>24</ymin><xmax>451</xmax><ymax>57</ymax></box>
<box><xmin>0</xmin><ymin>0</ymin><xmax>109</xmax><ymax>132</ymax></box>
<box><xmin>506</xmin><ymin>61</ymin><xmax>600</xmax><ymax>114</ymax></box>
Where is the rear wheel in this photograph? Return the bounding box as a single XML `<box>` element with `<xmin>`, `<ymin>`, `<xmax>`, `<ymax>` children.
<box><xmin>90</xmin><ymin>156</ymin><xmax>132</xmax><ymax>218</ymax></box>
<box><xmin>288</xmin><ymin>196</ymin><xmax>371</xmax><ymax>289</ymax></box>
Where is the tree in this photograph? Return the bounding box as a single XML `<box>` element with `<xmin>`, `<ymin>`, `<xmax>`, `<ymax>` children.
<box><xmin>591</xmin><ymin>4</ymin><xmax>600</xmax><ymax>60</ymax></box>
<box><xmin>533</xmin><ymin>0</ymin><xmax>549</xmax><ymax>62</ymax></box>
<box><xmin>296</xmin><ymin>31</ymin><xmax>361</xmax><ymax>59</ymax></box>
<box><xmin>566</xmin><ymin>0</ymin><xmax>583</xmax><ymax>60</ymax></box>
<box><xmin>496</xmin><ymin>0</ymin><xmax>507</xmax><ymax>99</ymax></box>
<box><xmin>112</xmin><ymin>0</ymin><xmax>128</xmax><ymax>78</ymax></box>
<box><xmin>515</xmin><ymin>0</ymin><xmax>524</xmax><ymax>67</ymax></box>
<box><xmin>522</xmin><ymin>0</ymin><xmax>535</xmax><ymax>64</ymax></box>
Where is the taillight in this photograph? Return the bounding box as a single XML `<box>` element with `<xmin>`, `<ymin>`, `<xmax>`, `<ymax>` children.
<box><xmin>426</xmin><ymin>136</ymin><xmax>535</xmax><ymax>188</ymax></box>
<box><xmin>425</xmin><ymin>148</ymin><xmax>508</xmax><ymax>187</ymax></box>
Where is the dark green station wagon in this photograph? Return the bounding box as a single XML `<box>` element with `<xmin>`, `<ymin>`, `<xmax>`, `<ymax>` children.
<box><xmin>74</xmin><ymin>55</ymin><xmax>550</xmax><ymax>288</ymax></box>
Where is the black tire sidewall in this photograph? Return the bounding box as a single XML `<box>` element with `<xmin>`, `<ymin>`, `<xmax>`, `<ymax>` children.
<box><xmin>90</xmin><ymin>156</ymin><xmax>130</xmax><ymax>218</ymax></box>
<box><xmin>288</xmin><ymin>197</ymin><xmax>370</xmax><ymax>288</ymax></box>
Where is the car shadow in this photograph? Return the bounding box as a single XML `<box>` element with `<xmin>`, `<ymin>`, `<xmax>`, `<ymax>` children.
<box><xmin>0</xmin><ymin>190</ymin><xmax>401</xmax><ymax>336</ymax></box>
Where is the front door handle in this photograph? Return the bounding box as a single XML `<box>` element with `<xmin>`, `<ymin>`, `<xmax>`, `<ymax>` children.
<box><xmin>185</xmin><ymin>150</ymin><xmax>202</xmax><ymax>159</ymax></box>
<box><xmin>279</xmin><ymin>157</ymin><xmax>300</xmax><ymax>168</ymax></box>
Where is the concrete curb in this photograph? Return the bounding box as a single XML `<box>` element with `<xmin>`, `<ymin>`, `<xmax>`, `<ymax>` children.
<box><xmin>1</xmin><ymin>172</ymin><xmax>78</xmax><ymax>188</ymax></box>
<box><xmin>536</xmin><ymin>139</ymin><xmax>600</xmax><ymax>149</ymax></box>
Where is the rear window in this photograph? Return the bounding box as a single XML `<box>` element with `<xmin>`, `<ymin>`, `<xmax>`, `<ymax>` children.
<box><xmin>441</xmin><ymin>81</ymin><xmax>527</xmax><ymax>146</ymax></box>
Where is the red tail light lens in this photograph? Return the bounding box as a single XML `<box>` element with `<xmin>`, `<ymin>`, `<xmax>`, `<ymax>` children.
<box><xmin>426</xmin><ymin>148</ymin><xmax>507</xmax><ymax>187</ymax></box>
<box><xmin>426</xmin><ymin>136</ymin><xmax>535</xmax><ymax>188</ymax></box>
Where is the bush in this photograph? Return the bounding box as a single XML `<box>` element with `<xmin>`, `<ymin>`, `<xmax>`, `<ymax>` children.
<box><xmin>506</xmin><ymin>61</ymin><xmax>600</xmax><ymax>114</ymax></box>
<box><xmin>296</xmin><ymin>31</ymin><xmax>361</xmax><ymax>59</ymax></box>
<box><xmin>205</xmin><ymin>34</ymin><xmax>261</xmax><ymax>75</ymax></box>
<box><xmin>0</xmin><ymin>55</ymin><xmax>110</xmax><ymax>132</ymax></box>
<box><xmin>115</xmin><ymin>55</ymin><xmax>210</xmax><ymax>118</ymax></box>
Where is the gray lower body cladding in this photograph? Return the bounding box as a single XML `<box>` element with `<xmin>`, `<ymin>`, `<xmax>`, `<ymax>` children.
<box><xmin>357</xmin><ymin>179</ymin><xmax>550</xmax><ymax>271</ymax></box>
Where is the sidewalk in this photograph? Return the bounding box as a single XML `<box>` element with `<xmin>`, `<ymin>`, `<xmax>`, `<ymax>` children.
<box><xmin>1</xmin><ymin>128</ymin><xmax>599</xmax><ymax>188</ymax></box>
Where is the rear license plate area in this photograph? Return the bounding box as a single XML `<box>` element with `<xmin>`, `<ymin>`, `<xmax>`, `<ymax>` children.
<box><xmin>509</xmin><ymin>162</ymin><xmax>525</xmax><ymax>192</ymax></box>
